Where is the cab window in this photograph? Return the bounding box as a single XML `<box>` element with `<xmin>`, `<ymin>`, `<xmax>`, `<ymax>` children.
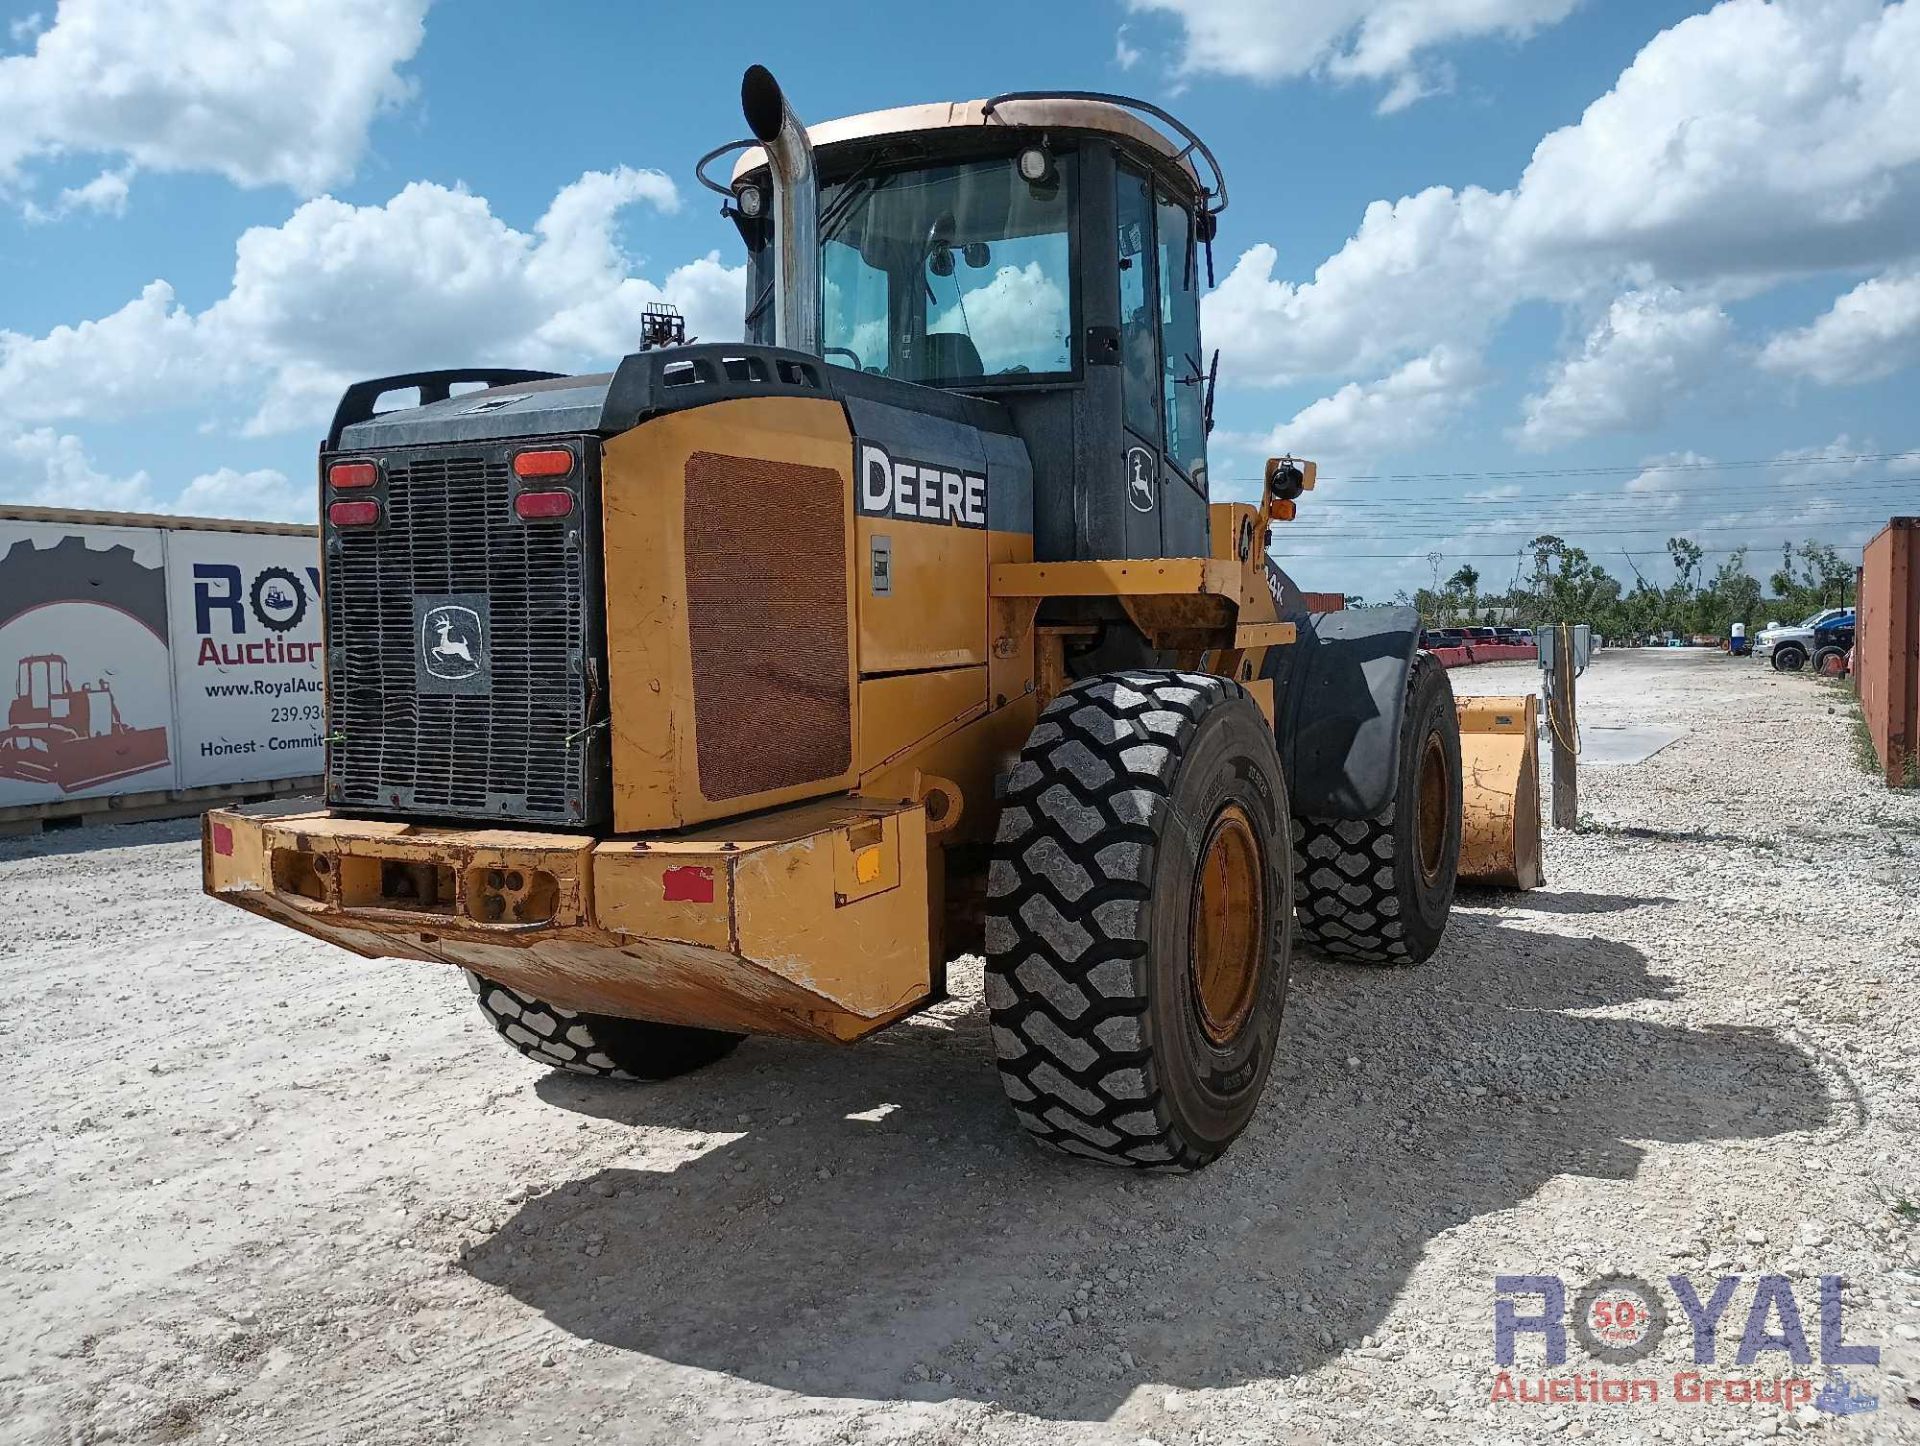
<box><xmin>1156</xmin><ymin>192</ymin><xmax>1205</xmax><ymax>483</ymax></box>
<box><xmin>819</xmin><ymin>154</ymin><xmax>1077</xmax><ymax>383</ymax></box>
<box><xmin>1116</xmin><ymin>166</ymin><xmax>1159</xmax><ymax>444</ymax></box>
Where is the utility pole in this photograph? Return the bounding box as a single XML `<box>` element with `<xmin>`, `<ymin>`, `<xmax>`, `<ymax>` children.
<box><xmin>1549</xmin><ymin>624</ymin><xmax>1578</xmax><ymax>830</ymax></box>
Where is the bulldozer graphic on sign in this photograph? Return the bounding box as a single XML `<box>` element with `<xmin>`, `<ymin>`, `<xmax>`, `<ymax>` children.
<box><xmin>0</xmin><ymin>654</ymin><xmax>169</xmax><ymax>793</ymax></box>
<box><xmin>205</xmin><ymin>68</ymin><xmax>1538</xmax><ymax>1170</ymax></box>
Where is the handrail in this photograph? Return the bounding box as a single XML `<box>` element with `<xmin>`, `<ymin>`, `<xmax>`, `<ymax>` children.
<box><xmin>981</xmin><ymin>89</ymin><xmax>1227</xmax><ymax>214</ymax></box>
<box><xmin>694</xmin><ymin>138</ymin><xmax>756</xmax><ymax>197</ymax></box>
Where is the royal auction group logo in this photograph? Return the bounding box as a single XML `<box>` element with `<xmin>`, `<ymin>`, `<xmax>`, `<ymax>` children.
<box><xmin>1492</xmin><ymin>1272</ymin><xmax>1880</xmax><ymax>1416</ymax></box>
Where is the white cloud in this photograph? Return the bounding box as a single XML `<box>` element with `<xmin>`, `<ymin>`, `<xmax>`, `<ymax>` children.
<box><xmin>1233</xmin><ymin>345</ymin><xmax>1485</xmax><ymax>465</ymax></box>
<box><xmin>1516</xmin><ymin>290</ymin><xmax>1733</xmax><ymax>448</ymax></box>
<box><xmin>21</xmin><ymin>164</ymin><xmax>133</xmax><ymax>222</ymax></box>
<box><xmin>1758</xmin><ymin>267</ymin><xmax>1920</xmax><ymax>386</ymax></box>
<box><xmin>0</xmin><ymin>0</ymin><xmax>428</xmax><ymax>202</ymax></box>
<box><xmin>0</xmin><ymin>422</ymin><xmax>304</xmax><ymax>521</ymax></box>
<box><xmin>173</xmin><ymin>466</ymin><xmax>308</xmax><ymax>522</ymax></box>
<box><xmin>1115</xmin><ymin>25</ymin><xmax>1142</xmax><ymax>70</ymax></box>
<box><xmin>1630</xmin><ymin>437</ymin><xmax>1886</xmax><ymax>564</ymax></box>
<box><xmin>0</xmin><ymin>168</ymin><xmax>744</xmax><ymax>439</ymax></box>
<box><xmin>0</xmin><ymin>281</ymin><xmax>213</xmax><ymax>422</ymax></box>
<box><xmin>1207</xmin><ymin>188</ymin><xmax>1526</xmax><ymax>387</ymax></box>
<box><xmin>1128</xmin><ymin>0</ymin><xmax>1579</xmax><ymax>110</ymax></box>
<box><xmin>1622</xmin><ymin>451</ymin><xmax>1715</xmax><ymax>512</ymax></box>
<box><xmin>1207</xmin><ymin>0</ymin><xmax>1920</xmax><ymax>397</ymax></box>
<box><xmin>0</xmin><ymin>421</ymin><xmax>152</xmax><ymax>511</ymax></box>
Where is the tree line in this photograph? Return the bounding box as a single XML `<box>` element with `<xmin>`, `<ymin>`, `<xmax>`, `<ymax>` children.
<box><xmin>1341</xmin><ymin>535</ymin><xmax>1857</xmax><ymax>640</ymax></box>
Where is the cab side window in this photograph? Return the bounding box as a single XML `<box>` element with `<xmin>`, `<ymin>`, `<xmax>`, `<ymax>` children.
<box><xmin>1115</xmin><ymin>166</ymin><xmax>1160</xmax><ymax>446</ymax></box>
<box><xmin>823</xmin><ymin>238</ymin><xmax>889</xmax><ymax>374</ymax></box>
<box><xmin>1155</xmin><ymin>193</ymin><xmax>1205</xmax><ymax>484</ymax></box>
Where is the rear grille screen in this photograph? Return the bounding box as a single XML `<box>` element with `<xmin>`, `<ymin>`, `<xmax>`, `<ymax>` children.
<box><xmin>324</xmin><ymin>441</ymin><xmax>602</xmax><ymax>825</ymax></box>
<box><xmin>684</xmin><ymin>451</ymin><xmax>850</xmax><ymax>801</ymax></box>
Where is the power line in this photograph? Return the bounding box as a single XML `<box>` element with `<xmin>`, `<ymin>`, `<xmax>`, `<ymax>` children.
<box><xmin>1272</xmin><ymin>539</ymin><xmax>1870</xmax><ymax>561</ymax></box>
<box><xmin>1272</xmin><ymin>517</ymin><xmax>1895</xmax><ymax>541</ymax></box>
<box><xmin>1263</xmin><ymin>474</ymin><xmax>1920</xmax><ymax>511</ymax></box>
<box><xmin>1227</xmin><ymin>449</ymin><xmax>1920</xmax><ymax>487</ymax></box>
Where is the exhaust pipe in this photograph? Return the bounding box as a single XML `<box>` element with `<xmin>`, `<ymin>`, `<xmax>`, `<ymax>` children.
<box><xmin>740</xmin><ymin>65</ymin><xmax>820</xmax><ymax>356</ymax></box>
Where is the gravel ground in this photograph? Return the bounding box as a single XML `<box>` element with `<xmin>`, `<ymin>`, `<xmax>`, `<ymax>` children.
<box><xmin>2</xmin><ymin>648</ymin><xmax>1916</xmax><ymax>1446</ymax></box>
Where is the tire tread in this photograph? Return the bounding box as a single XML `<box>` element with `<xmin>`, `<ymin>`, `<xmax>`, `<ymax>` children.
<box><xmin>986</xmin><ymin>670</ymin><xmax>1245</xmax><ymax>1171</ymax></box>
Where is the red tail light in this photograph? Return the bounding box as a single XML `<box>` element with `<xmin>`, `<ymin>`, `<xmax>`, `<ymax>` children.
<box><xmin>512</xmin><ymin>448</ymin><xmax>575</xmax><ymax>480</ymax></box>
<box><xmin>328</xmin><ymin>460</ymin><xmax>378</xmax><ymax>489</ymax></box>
<box><xmin>513</xmin><ymin>490</ymin><xmax>574</xmax><ymax>520</ymax></box>
<box><xmin>329</xmin><ymin>499</ymin><xmax>380</xmax><ymax>527</ymax></box>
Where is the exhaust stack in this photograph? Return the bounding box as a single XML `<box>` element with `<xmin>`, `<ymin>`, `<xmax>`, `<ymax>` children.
<box><xmin>740</xmin><ymin>65</ymin><xmax>820</xmax><ymax>356</ymax></box>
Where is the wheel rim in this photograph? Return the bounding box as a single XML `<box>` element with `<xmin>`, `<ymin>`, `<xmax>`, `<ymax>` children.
<box><xmin>1415</xmin><ymin>731</ymin><xmax>1449</xmax><ymax>887</ymax></box>
<box><xmin>1190</xmin><ymin>803</ymin><xmax>1264</xmax><ymax>1045</ymax></box>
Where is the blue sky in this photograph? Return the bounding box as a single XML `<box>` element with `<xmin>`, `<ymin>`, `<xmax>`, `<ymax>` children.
<box><xmin>3</xmin><ymin>0</ymin><xmax>1917</xmax><ymax>597</ymax></box>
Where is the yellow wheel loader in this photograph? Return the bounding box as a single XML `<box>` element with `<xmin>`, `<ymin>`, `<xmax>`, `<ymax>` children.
<box><xmin>204</xmin><ymin>67</ymin><xmax>1473</xmax><ymax>1170</ymax></box>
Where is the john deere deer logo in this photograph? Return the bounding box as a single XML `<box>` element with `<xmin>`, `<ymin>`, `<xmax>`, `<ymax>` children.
<box><xmin>431</xmin><ymin>616</ymin><xmax>474</xmax><ymax>666</ymax></box>
<box><xmin>420</xmin><ymin>605</ymin><xmax>482</xmax><ymax>681</ymax></box>
<box><xmin>1126</xmin><ymin>446</ymin><xmax>1157</xmax><ymax>513</ymax></box>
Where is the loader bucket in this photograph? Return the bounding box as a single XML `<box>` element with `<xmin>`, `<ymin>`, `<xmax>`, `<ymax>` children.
<box><xmin>1454</xmin><ymin>694</ymin><xmax>1544</xmax><ymax>890</ymax></box>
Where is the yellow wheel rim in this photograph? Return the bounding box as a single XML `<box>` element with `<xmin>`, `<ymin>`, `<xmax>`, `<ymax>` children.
<box><xmin>1190</xmin><ymin>803</ymin><xmax>1264</xmax><ymax>1045</ymax></box>
<box><xmin>1416</xmin><ymin>731</ymin><xmax>1449</xmax><ymax>886</ymax></box>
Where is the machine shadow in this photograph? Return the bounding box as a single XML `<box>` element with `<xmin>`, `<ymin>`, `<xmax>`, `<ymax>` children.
<box><xmin>462</xmin><ymin>916</ymin><xmax>1829</xmax><ymax>1422</ymax></box>
<box><xmin>1452</xmin><ymin>887</ymin><xmax>1679</xmax><ymax>915</ymax></box>
<box><xmin>0</xmin><ymin>814</ymin><xmax>202</xmax><ymax>862</ymax></box>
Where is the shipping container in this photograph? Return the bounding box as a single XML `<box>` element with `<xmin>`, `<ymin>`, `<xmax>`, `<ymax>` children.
<box><xmin>1855</xmin><ymin>517</ymin><xmax>1919</xmax><ymax>788</ymax></box>
<box><xmin>0</xmin><ymin>505</ymin><xmax>323</xmax><ymax>832</ymax></box>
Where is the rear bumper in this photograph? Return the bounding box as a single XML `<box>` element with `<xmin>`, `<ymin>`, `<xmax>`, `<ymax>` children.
<box><xmin>203</xmin><ymin>796</ymin><xmax>932</xmax><ymax>1043</ymax></box>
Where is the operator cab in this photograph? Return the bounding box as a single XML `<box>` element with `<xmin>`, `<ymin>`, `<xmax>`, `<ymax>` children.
<box><xmin>716</xmin><ymin>83</ymin><xmax>1227</xmax><ymax>563</ymax></box>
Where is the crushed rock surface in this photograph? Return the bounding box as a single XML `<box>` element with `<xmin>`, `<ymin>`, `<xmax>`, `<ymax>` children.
<box><xmin>1</xmin><ymin>649</ymin><xmax>1915</xmax><ymax>1445</ymax></box>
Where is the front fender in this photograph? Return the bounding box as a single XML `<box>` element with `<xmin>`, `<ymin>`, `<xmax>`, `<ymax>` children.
<box><xmin>1261</xmin><ymin>564</ymin><xmax>1419</xmax><ymax>819</ymax></box>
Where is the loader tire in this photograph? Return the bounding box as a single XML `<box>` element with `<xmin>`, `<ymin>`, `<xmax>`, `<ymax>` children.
<box><xmin>1291</xmin><ymin>651</ymin><xmax>1461</xmax><ymax>966</ymax></box>
<box><xmin>985</xmin><ymin>671</ymin><xmax>1292</xmax><ymax>1170</ymax></box>
<box><xmin>466</xmin><ymin>972</ymin><xmax>742</xmax><ymax>1080</ymax></box>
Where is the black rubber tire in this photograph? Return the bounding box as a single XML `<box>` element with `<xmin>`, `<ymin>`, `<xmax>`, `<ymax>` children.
<box><xmin>466</xmin><ymin>972</ymin><xmax>743</xmax><ymax>1080</ymax></box>
<box><xmin>1291</xmin><ymin>652</ymin><xmax>1462</xmax><ymax>966</ymax></box>
<box><xmin>1813</xmin><ymin>645</ymin><xmax>1848</xmax><ymax>677</ymax></box>
<box><xmin>1771</xmin><ymin>643</ymin><xmax>1807</xmax><ymax>672</ymax></box>
<box><xmin>985</xmin><ymin>671</ymin><xmax>1293</xmax><ymax>1170</ymax></box>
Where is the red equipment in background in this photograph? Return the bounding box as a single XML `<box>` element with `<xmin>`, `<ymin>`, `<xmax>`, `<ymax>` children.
<box><xmin>0</xmin><ymin>653</ymin><xmax>170</xmax><ymax>793</ymax></box>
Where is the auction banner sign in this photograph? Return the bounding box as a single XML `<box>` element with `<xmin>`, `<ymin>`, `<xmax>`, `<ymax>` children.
<box><xmin>0</xmin><ymin>521</ymin><xmax>180</xmax><ymax>808</ymax></box>
<box><xmin>166</xmin><ymin>529</ymin><xmax>325</xmax><ymax>788</ymax></box>
<box><xmin>0</xmin><ymin>510</ymin><xmax>322</xmax><ymax>810</ymax></box>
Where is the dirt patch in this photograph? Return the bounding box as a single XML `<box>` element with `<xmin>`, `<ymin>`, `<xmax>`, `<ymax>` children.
<box><xmin>2</xmin><ymin>650</ymin><xmax>1916</xmax><ymax>1444</ymax></box>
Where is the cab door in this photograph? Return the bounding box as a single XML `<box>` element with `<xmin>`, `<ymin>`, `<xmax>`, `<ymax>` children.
<box><xmin>1115</xmin><ymin>165</ymin><xmax>1210</xmax><ymax>558</ymax></box>
<box><xmin>1115</xmin><ymin>165</ymin><xmax>1165</xmax><ymax>556</ymax></box>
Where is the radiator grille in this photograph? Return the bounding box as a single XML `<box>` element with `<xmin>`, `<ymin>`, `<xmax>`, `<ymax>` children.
<box><xmin>684</xmin><ymin>451</ymin><xmax>850</xmax><ymax>801</ymax></box>
<box><xmin>324</xmin><ymin>441</ymin><xmax>599</xmax><ymax>824</ymax></box>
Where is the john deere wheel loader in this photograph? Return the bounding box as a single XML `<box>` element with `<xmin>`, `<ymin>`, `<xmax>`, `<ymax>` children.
<box><xmin>204</xmin><ymin>67</ymin><xmax>1468</xmax><ymax>1170</ymax></box>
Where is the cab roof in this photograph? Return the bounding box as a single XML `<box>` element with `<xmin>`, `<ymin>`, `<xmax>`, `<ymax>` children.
<box><xmin>731</xmin><ymin>97</ymin><xmax>1207</xmax><ymax>199</ymax></box>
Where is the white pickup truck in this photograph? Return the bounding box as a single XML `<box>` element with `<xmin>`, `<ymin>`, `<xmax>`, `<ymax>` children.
<box><xmin>1753</xmin><ymin>607</ymin><xmax>1852</xmax><ymax>672</ymax></box>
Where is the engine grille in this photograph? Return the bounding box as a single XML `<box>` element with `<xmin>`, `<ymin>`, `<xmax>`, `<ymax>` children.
<box><xmin>324</xmin><ymin>439</ymin><xmax>605</xmax><ymax>826</ymax></box>
<box><xmin>684</xmin><ymin>451</ymin><xmax>851</xmax><ymax>801</ymax></box>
